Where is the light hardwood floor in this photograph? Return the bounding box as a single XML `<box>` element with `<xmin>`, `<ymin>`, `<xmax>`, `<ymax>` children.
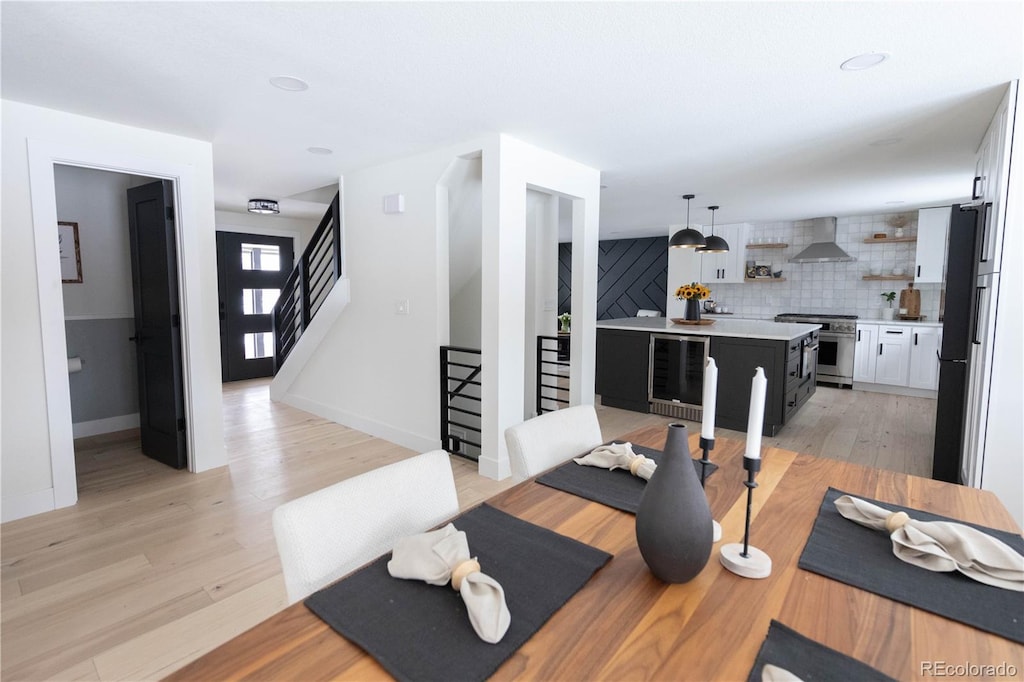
<box><xmin>0</xmin><ymin>380</ymin><xmax>936</xmax><ymax>680</ymax></box>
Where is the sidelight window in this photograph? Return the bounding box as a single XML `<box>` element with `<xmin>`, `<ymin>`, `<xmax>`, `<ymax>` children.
<box><xmin>241</xmin><ymin>243</ymin><xmax>281</xmax><ymax>271</ymax></box>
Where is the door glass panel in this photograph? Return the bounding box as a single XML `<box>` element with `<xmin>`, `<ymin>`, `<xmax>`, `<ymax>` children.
<box><xmin>241</xmin><ymin>243</ymin><xmax>281</xmax><ymax>271</ymax></box>
<box><xmin>242</xmin><ymin>288</ymin><xmax>280</xmax><ymax>315</ymax></box>
<box><xmin>244</xmin><ymin>332</ymin><xmax>274</xmax><ymax>359</ymax></box>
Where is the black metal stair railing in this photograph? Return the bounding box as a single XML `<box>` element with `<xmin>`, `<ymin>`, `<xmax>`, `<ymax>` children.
<box><xmin>440</xmin><ymin>346</ymin><xmax>482</xmax><ymax>461</ymax></box>
<box><xmin>536</xmin><ymin>335</ymin><xmax>570</xmax><ymax>414</ymax></box>
<box><xmin>272</xmin><ymin>192</ymin><xmax>341</xmax><ymax>373</ymax></box>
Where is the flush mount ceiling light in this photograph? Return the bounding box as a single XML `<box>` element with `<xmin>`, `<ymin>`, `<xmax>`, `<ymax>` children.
<box><xmin>669</xmin><ymin>194</ymin><xmax>706</xmax><ymax>249</ymax></box>
<box><xmin>697</xmin><ymin>205</ymin><xmax>729</xmax><ymax>254</ymax></box>
<box><xmin>307</xmin><ymin>146</ymin><xmax>333</xmax><ymax>155</ymax></box>
<box><xmin>840</xmin><ymin>52</ymin><xmax>890</xmax><ymax>71</ymax></box>
<box><xmin>247</xmin><ymin>199</ymin><xmax>280</xmax><ymax>214</ymax></box>
<box><xmin>269</xmin><ymin>75</ymin><xmax>309</xmax><ymax>91</ymax></box>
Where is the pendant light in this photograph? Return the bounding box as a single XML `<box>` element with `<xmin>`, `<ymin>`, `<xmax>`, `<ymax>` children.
<box><xmin>669</xmin><ymin>194</ymin><xmax>706</xmax><ymax>249</ymax></box>
<box><xmin>697</xmin><ymin>205</ymin><xmax>730</xmax><ymax>253</ymax></box>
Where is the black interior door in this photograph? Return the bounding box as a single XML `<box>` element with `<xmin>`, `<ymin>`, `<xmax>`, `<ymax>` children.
<box><xmin>127</xmin><ymin>180</ymin><xmax>187</xmax><ymax>469</ymax></box>
<box><xmin>216</xmin><ymin>232</ymin><xmax>294</xmax><ymax>381</ymax></box>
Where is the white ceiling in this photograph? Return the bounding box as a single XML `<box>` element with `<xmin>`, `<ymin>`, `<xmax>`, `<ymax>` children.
<box><xmin>2</xmin><ymin>2</ymin><xmax>1021</xmax><ymax>238</ymax></box>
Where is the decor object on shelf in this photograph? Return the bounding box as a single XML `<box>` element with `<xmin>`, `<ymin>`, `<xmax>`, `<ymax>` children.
<box><xmin>635</xmin><ymin>423</ymin><xmax>714</xmax><ymax>583</ymax></box>
<box><xmin>888</xmin><ymin>213</ymin><xmax>909</xmax><ymax>239</ymax></box>
<box><xmin>58</xmin><ymin>221</ymin><xmax>83</xmax><ymax>283</ymax></box>
<box><xmin>558</xmin><ymin>312</ymin><xmax>571</xmax><ymax>333</ymax></box>
<box><xmin>675</xmin><ymin>282</ymin><xmax>711</xmax><ymax>321</ymax></box>
<box><xmin>873</xmin><ymin>232</ymin><xmax>887</xmax><ymax>239</ymax></box>
<box><xmin>247</xmin><ymin>198</ymin><xmax>280</xmax><ymax>214</ymax></box>
<box><xmin>899</xmin><ymin>283</ymin><xmax>921</xmax><ymax>319</ymax></box>
<box><xmin>720</xmin><ymin>367</ymin><xmax>772</xmax><ymax>579</ymax></box>
<box><xmin>696</xmin><ymin>205</ymin><xmax>729</xmax><ymax>254</ymax></box>
<box><xmin>668</xmin><ymin>194</ymin><xmax>706</xmax><ymax>249</ymax></box>
<box><xmin>881</xmin><ymin>291</ymin><xmax>897</xmax><ymax>320</ymax></box>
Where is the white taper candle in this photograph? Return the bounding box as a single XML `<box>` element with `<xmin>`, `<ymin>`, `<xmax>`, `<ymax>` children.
<box><xmin>745</xmin><ymin>367</ymin><xmax>767</xmax><ymax>459</ymax></box>
<box><xmin>701</xmin><ymin>357</ymin><xmax>718</xmax><ymax>439</ymax></box>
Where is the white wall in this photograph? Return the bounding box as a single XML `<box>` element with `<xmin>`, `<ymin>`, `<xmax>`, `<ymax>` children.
<box><xmin>214</xmin><ymin>209</ymin><xmax>320</xmax><ymax>264</ymax></box>
<box><xmin>279</xmin><ymin>134</ymin><xmax>600</xmax><ymax>480</ymax></box>
<box><xmin>284</xmin><ymin>140</ymin><xmax>493</xmax><ymax>455</ymax></box>
<box><xmin>55</xmin><ymin>165</ymin><xmax>140</xmax><ymax>318</ymax></box>
<box><xmin>480</xmin><ymin>135</ymin><xmax>601</xmax><ymax>479</ymax></box>
<box><xmin>523</xmin><ymin>190</ymin><xmax>559</xmax><ymax>417</ymax></box>
<box><xmin>1</xmin><ymin>99</ymin><xmax>225</xmax><ymax>521</ymax></box>
<box><xmin>981</xmin><ymin>84</ymin><xmax>1023</xmax><ymax>527</ymax></box>
<box><xmin>446</xmin><ymin>157</ymin><xmax>483</xmax><ymax>349</ymax></box>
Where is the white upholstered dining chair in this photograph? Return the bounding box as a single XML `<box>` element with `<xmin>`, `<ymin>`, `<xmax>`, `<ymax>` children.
<box><xmin>504</xmin><ymin>405</ymin><xmax>604</xmax><ymax>482</ymax></box>
<box><xmin>271</xmin><ymin>449</ymin><xmax>460</xmax><ymax>604</ymax></box>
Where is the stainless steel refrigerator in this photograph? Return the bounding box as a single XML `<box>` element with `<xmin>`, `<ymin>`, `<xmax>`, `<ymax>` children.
<box><xmin>932</xmin><ymin>202</ymin><xmax>994</xmax><ymax>484</ymax></box>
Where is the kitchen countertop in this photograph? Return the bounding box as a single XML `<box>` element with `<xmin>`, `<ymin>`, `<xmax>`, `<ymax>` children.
<box><xmin>596</xmin><ymin>316</ymin><xmax>820</xmax><ymax>341</ymax></box>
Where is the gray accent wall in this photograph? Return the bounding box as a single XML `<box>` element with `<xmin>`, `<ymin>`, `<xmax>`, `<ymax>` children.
<box><xmin>65</xmin><ymin>319</ymin><xmax>138</xmax><ymax>422</ymax></box>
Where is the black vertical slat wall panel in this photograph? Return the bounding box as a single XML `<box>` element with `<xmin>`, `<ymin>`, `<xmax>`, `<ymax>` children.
<box><xmin>558</xmin><ymin>237</ymin><xmax>667</xmax><ymax>320</ymax></box>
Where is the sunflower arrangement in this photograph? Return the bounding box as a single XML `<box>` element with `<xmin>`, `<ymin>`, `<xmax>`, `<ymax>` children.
<box><xmin>675</xmin><ymin>282</ymin><xmax>711</xmax><ymax>301</ymax></box>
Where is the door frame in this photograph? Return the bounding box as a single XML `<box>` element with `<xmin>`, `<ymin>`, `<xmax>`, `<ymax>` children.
<box><xmin>27</xmin><ymin>139</ymin><xmax>214</xmax><ymax>509</ymax></box>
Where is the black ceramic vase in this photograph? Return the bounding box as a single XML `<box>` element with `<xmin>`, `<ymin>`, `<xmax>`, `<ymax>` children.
<box><xmin>683</xmin><ymin>298</ymin><xmax>702</xmax><ymax>321</ymax></box>
<box><xmin>635</xmin><ymin>423</ymin><xmax>714</xmax><ymax>583</ymax></box>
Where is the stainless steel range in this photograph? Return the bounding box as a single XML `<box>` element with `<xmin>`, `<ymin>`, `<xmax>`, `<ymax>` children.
<box><xmin>775</xmin><ymin>313</ymin><xmax>857</xmax><ymax>387</ymax></box>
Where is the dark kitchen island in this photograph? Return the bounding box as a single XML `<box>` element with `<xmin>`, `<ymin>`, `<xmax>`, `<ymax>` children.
<box><xmin>596</xmin><ymin>317</ymin><xmax>821</xmax><ymax>436</ymax></box>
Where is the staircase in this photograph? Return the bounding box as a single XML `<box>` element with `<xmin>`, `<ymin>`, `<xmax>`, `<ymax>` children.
<box><xmin>272</xmin><ymin>192</ymin><xmax>342</xmax><ymax>371</ymax></box>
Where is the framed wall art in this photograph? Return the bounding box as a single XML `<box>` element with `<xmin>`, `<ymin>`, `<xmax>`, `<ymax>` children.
<box><xmin>58</xmin><ymin>221</ymin><xmax>83</xmax><ymax>283</ymax></box>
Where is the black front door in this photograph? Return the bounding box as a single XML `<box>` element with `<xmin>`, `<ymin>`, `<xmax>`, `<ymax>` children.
<box><xmin>127</xmin><ymin>180</ymin><xmax>187</xmax><ymax>469</ymax></box>
<box><xmin>216</xmin><ymin>232</ymin><xmax>295</xmax><ymax>381</ymax></box>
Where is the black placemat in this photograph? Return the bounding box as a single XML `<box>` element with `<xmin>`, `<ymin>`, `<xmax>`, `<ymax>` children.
<box><xmin>799</xmin><ymin>487</ymin><xmax>1024</xmax><ymax>643</ymax></box>
<box><xmin>305</xmin><ymin>503</ymin><xmax>613</xmax><ymax>682</ymax></box>
<box><xmin>536</xmin><ymin>443</ymin><xmax>718</xmax><ymax>514</ymax></box>
<box><xmin>747</xmin><ymin>620</ymin><xmax>896</xmax><ymax>682</ymax></box>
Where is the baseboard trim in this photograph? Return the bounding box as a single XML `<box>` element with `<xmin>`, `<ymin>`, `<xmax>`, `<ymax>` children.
<box><xmin>280</xmin><ymin>393</ymin><xmax>439</xmax><ymax>455</ymax></box>
<box><xmin>2</xmin><ymin>488</ymin><xmax>56</xmax><ymax>522</ymax></box>
<box><xmin>72</xmin><ymin>414</ymin><xmax>141</xmax><ymax>439</ymax></box>
<box><xmin>478</xmin><ymin>453</ymin><xmax>511</xmax><ymax>481</ymax></box>
<box><xmin>852</xmin><ymin>383</ymin><xmax>937</xmax><ymax>399</ymax></box>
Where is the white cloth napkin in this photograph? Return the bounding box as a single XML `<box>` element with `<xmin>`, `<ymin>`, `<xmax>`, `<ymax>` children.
<box><xmin>835</xmin><ymin>495</ymin><xmax>1024</xmax><ymax>592</ymax></box>
<box><xmin>573</xmin><ymin>442</ymin><xmax>657</xmax><ymax>480</ymax></box>
<box><xmin>387</xmin><ymin>523</ymin><xmax>512</xmax><ymax>643</ymax></box>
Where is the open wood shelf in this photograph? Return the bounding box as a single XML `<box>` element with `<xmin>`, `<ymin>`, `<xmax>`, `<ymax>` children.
<box><xmin>744</xmin><ymin>277</ymin><xmax>787</xmax><ymax>282</ymax></box>
<box><xmin>863</xmin><ymin>237</ymin><xmax>917</xmax><ymax>243</ymax></box>
<box><xmin>745</xmin><ymin>243</ymin><xmax>788</xmax><ymax>249</ymax></box>
<box><xmin>862</xmin><ymin>275</ymin><xmax>913</xmax><ymax>281</ymax></box>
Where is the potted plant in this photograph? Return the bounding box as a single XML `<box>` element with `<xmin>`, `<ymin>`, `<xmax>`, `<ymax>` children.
<box><xmin>881</xmin><ymin>291</ymin><xmax>897</xmax><ymax>320</ymax></box>
<box><xmin>675</xmin><ymin>282</ymin><xmax>711</xmax><ymax>322</ymax></box>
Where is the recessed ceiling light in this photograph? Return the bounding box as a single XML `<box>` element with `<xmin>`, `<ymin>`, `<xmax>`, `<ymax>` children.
<box><xmin>885</xmin><ymin>201</ymin><xmax>905</xmax><ymax>205</ymax></box>
<box><xmin>307</xmin><ymin>147</ymin><xmax>333</xmax><ymax>155</ymax></box>
<box><xmin>269</xmin><ymin>75</ymin><xmax>309</xmax><ymax>91</ymax></box>
<box><xmin>840</xmin><ymin>52</ymin><xmax>890</xmax><ymax>71</ymax></box>
<box><xmin>870</xmin><ymin>137</ymin><xmax>903</xmax><ymax>146</ymax></box>
<box><xmin>600</xmin><ymin>185</ymin><xmax>608</xmax><ymax>190</ymax></box>
<box><xmin>248</xmin><ymin>199</ymin><xmax>280</xmax><ymax>214</ymax></box>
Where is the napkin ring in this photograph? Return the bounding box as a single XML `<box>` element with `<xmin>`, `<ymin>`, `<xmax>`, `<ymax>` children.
<box><xmin>885</xmin><ymin>511</ymin><xmax>910</xmax><ymax>533</ymax></box>
<box><xmin>629</xmin><ymin>456</ymin><xmax>651</xmax><ymax>477</ymax></box>
<box><xmin>451</xmin><ymin>558</ymin><xmax>481</xmax><ymax>590</ymax></box>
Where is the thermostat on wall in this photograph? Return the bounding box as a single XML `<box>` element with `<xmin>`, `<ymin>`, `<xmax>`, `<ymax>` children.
<box><xmin>383</xmin><ymin>193</ymin><xmax>405</xmax><ymax>214</ymax></box>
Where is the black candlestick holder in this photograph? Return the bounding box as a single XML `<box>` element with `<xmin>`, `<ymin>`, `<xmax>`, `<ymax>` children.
<box><xmin>699</xmin><ymin>436</ymin><xmax>722</xmax><ymax>542</ymax></box>
<box><xmin>719</xmin><ymin>455</ymin><xmax>772</xmax><ymax>578</ymax></box>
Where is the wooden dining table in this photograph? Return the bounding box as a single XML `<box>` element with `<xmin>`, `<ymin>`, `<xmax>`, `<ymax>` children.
<box><xmin>168</xmin><ymin>425</ymin><xmax>1024</xmax><ymax>681</ymax></box>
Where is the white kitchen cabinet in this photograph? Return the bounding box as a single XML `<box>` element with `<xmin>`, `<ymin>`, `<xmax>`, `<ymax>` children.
<box><xmin>874</xmin><ymin>325</ymin><xmax>913</xmax><ymax>386</ymax></box>
<box><xmin>699</xmin><ymin>223</ymin><xmax>749</xmax><ymax>284</ymax></box>
<box><xmin>853</xmin><ymin>323</ymin><xmax>877</xmax><ymax>383</ymax></box>
<box><xmin>962</xmin><ymin>273</ymin><xmax>1000</xmax><ymax>486</ymax></box>
<box><xmin>914</xmin><ymin>207</ymin><xmax>949</xmax><ymax>283</ymax></box>
<box><xmin>976</xmin><ymin>85</ymin><xmax>1015</xmax><ymax>276</ymax></box>
<box><xmin>908</xmin><ymin>326</ymin><xmax>941</xmax><ymax>390</ymax></box>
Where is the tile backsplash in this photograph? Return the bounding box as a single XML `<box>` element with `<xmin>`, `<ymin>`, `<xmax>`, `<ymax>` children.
<box><xmin>705</xmin><ymin>212</ymin><xmax>945</xmax><ymax>321</ymax></box>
